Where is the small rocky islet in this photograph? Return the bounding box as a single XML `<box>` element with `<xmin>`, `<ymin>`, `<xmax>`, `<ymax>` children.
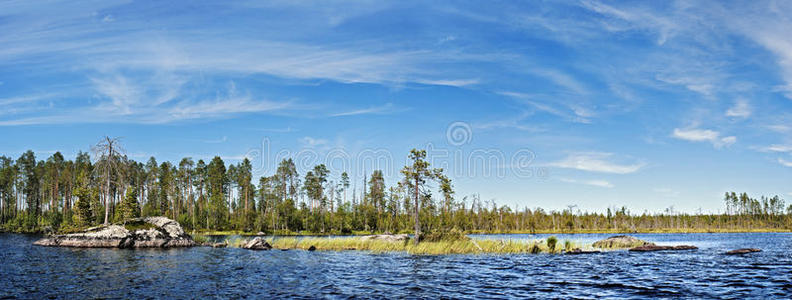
<box><xmin>590</xmin><ymin>235</ymin><xmax>699</xmax><ymax>252</ymax></box>
<box><xmin>32</xmin><ymin>219</ymin><xmax>761</xmax><ymax>255</ymax></box>
<box><xmin>33</xmin><ymin>217</ymin><xmax>195</xmax><ymax>248</ymax></box>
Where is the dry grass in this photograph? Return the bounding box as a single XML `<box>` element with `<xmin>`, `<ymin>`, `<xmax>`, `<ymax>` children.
<box><xmin>254</xmin><ymin>236</ymin><xmax>579</xmax><ymax>255</ymax></box>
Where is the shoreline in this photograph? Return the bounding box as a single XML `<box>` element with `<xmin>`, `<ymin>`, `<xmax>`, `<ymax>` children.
<box><xmin>192</xmin><ymin>228</ymin><xmax>792</xmax><ymax>237</ymax></box>
<box><xmin>5</xmin><ymin>227</ymin><xmax>790</xmax><ymax>236</ymax></box>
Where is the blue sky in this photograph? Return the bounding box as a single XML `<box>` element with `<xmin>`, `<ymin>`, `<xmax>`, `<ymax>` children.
<box><xmin>1</xmin><ymin>0</ymin><xmax>791</xmax><ymax>213</ymax></box>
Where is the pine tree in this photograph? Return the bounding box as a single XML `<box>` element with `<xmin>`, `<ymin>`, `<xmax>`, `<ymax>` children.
<box><xmin>120</xmin><ymin>189</ymin><xmax>141</xmax><ymax>221</ymax></box>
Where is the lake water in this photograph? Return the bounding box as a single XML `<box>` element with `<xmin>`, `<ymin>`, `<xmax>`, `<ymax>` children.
<box><xmin>1</xmin><ymin>233</ymin><xmax>791</xmax><ymax>299</ymax></box>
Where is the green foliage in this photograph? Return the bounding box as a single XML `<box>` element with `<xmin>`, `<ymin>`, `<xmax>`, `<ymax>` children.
<box><xmin>191</xmin><ymin>234</ymin><xmax>208</xmax><ymax>244</ymax></box>
<box><xmin>2</xmin><ymin>144</ymin><xmax>792</xmax><ymax>235</ymax></box>
<box><xmin>73</xmin><ymin>186</ymin><xmax>93</xmax><ymax>227</ymax></box>
<box><xmin>120</xmin><ymin>189</ymin><xmax>141</xmax><ymax>220</ymax></box>
<box><xmin>547</xmin><ymin>236</ymin><xmax>558</xmax><ymax>252</ymax></box>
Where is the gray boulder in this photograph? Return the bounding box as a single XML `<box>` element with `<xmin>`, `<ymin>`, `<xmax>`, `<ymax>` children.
<box><xmin>33</xmin><ymin>217</ymin><xmax>196</xmax><ymax>248</ymax></box>
<box><xmin>592</xmin><ymin>235</ymin><xmax>654</xmax><ymax>249</ymax></box>
<box><xmin>360</xmin><ymin>234</ymin><xmax>409</xmax><ymax>242</ymax></box>
<box><xmin>242</xmin><ymin>237</ymin><xmax>272</xmax><ymax>250</ymax></box>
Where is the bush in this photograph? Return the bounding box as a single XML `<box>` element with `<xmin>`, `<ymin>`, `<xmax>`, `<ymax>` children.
<box><xmin>564</xmin><ymin>240</ymin><xmax>573</xmax><ymax>251</ymax></box>
<box><xmin>547</xmin><ymin>236</ymin><xmax>558</xmax><ymax>252</ymax></box>
<box><xmin>192</xmin><ymin>234</ymin><xmax>209</xmax><ymax>244</ymax></box>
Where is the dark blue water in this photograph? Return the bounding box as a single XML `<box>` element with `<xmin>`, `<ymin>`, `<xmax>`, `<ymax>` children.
<box><xmin>1</xmin><ymin>233</ymin><xmax>791</xmax><ymax>299</ymax></box>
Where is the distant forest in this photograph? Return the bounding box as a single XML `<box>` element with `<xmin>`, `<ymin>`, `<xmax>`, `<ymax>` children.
<box><xmin>1</xmin><ymin>137</ymin><xmax>791</xmax><ymax>234</ymax></box>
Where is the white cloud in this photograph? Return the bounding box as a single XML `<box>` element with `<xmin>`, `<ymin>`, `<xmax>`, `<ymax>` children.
<box><xmin>779</xmin><ymin>158</ymin><xmax>792</xmax><ymax>167</ymax></box>
<box><xmin>671</xmin><ymin>128</ymin><xmax>736</xmax><ymax>148</ymax></box>
<box><xmin>202</xmin><ymin>136</ymin><xmax>227</xmax><ymax>144</ymax></box>
<box><xmin>767</xmin><ymin>124</ymin><xmax>792</xmax><ymax>133</ymax></box>
<box><xmin>498</xmin><ymin>91</ymin><xmax>592</xmax><ymax>124</ymax></box>
<box><xmin>548</xmin><ymin>152</ymin><xmax>644</xmax><ymax>174</ymax></box>
<box><xmin>532</xmin><ymin>69</ymin><xmax>588</xmax><ymax>95</ymax></box>
<box><xmin>559</xmin><ymin>177</ymin><xmax>614</xmax><ymax>188</ymax></box>
<box><xmin>330</xmin><ymin>103</ymin><xmax>401</xmax><ymax>117</ymax></box>
<box><xmin>725</xmin><ymin>98</ymin><xmax>751</xmax><ymax>118</ymax></box>
<box><xmin>299</xmin><ymin>137</ymin><xmax>328</xmax><ymax>147</ymax></box>
<box><xmin>758</xmin><ymin>144</ymin><xmax>792</xmax><ymax>153</ymax></box>
<box><xmin>415</xmin><ymin>78</ymin><xmax>479</xmax><ymax>87</ymax></box>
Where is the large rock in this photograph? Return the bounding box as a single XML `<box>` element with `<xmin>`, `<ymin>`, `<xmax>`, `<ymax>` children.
<box><xmin>725</xmin><ymin>248</ymin><xmax>761</xmax><ymax>255</ymax></box>
<box><xmin>629</xmin><ymin>245</ymin><xmax>698</xmax><ymax>252</ymax></box>
<box><xmin>33</xmin><ymin>217</ymin><xmax>196</xmax><ymax>248</ymax></box>
<box><xmin>242</xmin><ymin>237</ymin><xmax>272</xmax><ymax>250</ymax></box>
<box><xmin>360</xmin><ymin>234</ymin><xmax>409</xmax><ymax>242</ymax></box>
<box><xmin>592</xmin><ymin>235</ymin><xmax>654</xmax><ymax>249</ymax></box>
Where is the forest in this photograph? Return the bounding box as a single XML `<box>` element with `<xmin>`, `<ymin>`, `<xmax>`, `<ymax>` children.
<box><xmin>1</xmin><ymin>137</ymin><xmax>791</xmax><ymax>235</ymax></box>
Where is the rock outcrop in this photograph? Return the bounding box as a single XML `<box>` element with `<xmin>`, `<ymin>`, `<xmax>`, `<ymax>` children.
<box><xmin>360</xmin><ymin>234</ymin><xmax>410</xmax><ymax>242</ymax></box>
<box><xmin>242</xmin><ymin>237</ymin><xmax>272</xmax><ymax>250</ymax></box>
<box><xmin>725</xmin><ymin>248</ymin><xmax>761</xmax><ymax>255</ymax></box>
<box><xmin>33</xmin><ymin>217</ymin><xmax>195</xmax><ymax>248</ymax></box>
<box><xmin>629</xmin><ymin>245</ymin><xmax>698</xmax><ymax>252</ymax></box>
<box><xmin>592</xmin><ymin>235</ymin><xmax>654</xmax><ymax>249</ymax></box>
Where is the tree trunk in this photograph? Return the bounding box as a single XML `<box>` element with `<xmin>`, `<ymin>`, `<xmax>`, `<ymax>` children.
<box><xmin>413</xmin><ymin>177</ymin><xmax>420</xmax><ymax>245</ymax></box>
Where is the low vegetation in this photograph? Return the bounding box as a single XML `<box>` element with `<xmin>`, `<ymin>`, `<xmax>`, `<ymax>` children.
<box><xmin>232</xmin><ymin>235</ymin><xmax>579</xmax><ymax>255</ymax></box>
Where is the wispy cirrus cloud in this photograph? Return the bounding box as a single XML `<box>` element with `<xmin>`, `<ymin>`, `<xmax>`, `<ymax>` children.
<box><xmin>778</xmin><ymin>158</ymin><xmax>792</xmax><ymax>167</ymax></box>
<box><xmin>757</xmin><ymin>144</ymin><xmax>792</xmax><ymax>153</ymax></box>
<box><xmin>559</xmin><ymin>177</ymin><xmax>614</xmax><ymax>188</ymax></box>
<box><xmin>498</xmin><ymin>91</ymin><xmax>593</xmax><ymax>124</ymax></box>
<box><xmin>330</xmin><ymin>103</ymin><xmax>403</xmax><ymax>117</ymax></box>
<box><xmin>672</xmin><ymin>128</ymin><xmax>736</xmax><ymax>148</ymax></box>
<box><xmin>726</xmin><ymin>98</ymin><xmax>751</xmax><ymax>118</ymax></box>
<box><xmin>547</xmin><ymin>152</ymin><xmax>644</xmax><ymax>174</ymax></box>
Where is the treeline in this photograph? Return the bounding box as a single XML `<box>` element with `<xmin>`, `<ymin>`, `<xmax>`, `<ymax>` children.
<box><xmin>1</xmin><ymin>138</ymin><xmax>791</xmax><ymax>234</ymax></box>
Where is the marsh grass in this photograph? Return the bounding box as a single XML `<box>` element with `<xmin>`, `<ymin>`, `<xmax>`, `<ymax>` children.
<box><xmin>191</xmin><ymin>234</ymin><xmax>209</xmax><ymax>244</ymax></box>
<box><xmin>255</xmin><ymin>236</ymin><xmax>579</xmax><ymax>255</ymax></box>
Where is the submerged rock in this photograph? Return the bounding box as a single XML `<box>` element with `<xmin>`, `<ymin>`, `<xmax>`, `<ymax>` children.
<box><xmin>725</xmin><ymin>248</ymin><xmax>761</xmax><ymax>255</ymax></box>
<box><xmin>592</xmin><ymin>235</ymin><xmax>654</xmax><ymax>249</ymax></box>
<box><xmin>629</xmin><ymin>245</ymin><xmax>698</xmax><ymax>252</ymax></box>
<box><xmin>33</xmin><ymin>217</ymin><xmax>195</xmax><ymax>248</ymax></box>
<box><xmin>565</xmin><ymin>248</ymin><xmax>601</xmax><ymax>255</ymax></box>
<box><xmin>242</xmin><ymin>237</ymin><xmax>272</xmax><ymax>250</ymax></box>
<box><xmin>360</xmin><ymin>234</ymin><xmax>410</xmax><ymax>242</ymax></box>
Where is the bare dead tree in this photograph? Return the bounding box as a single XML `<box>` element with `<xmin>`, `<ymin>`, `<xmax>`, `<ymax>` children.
<box><xmin>92</xmin><ymin>136</ymin><xmax>125</xmax><ymax>225</ymax></box>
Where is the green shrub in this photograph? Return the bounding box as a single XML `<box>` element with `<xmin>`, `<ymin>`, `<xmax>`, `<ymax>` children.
<box><xmin>546</xmin><ymin>236</ymin><xmax>558</xmax><ymax>252</ymax></box>
<box><xmin>192</xmin><ymin>234</ymin><xmax>209</xmax><ymax>244</ymax></box>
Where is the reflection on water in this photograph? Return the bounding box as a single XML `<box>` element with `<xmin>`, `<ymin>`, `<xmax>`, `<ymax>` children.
<box><xmin>1</xmin><ymin>233</ymin><xmax>791</xmax><ymax>299</ymax></box>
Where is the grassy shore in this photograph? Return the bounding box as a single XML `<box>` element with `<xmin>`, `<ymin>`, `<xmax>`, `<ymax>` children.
<box><xmin>192</xmin><ymin>227</ymin><xmax>791</xmax><ymax>237</ymax></box>
<box><xmin>207</xmin><ymin>235</ymin><xmax>583</xmax><ymax>255</ymax></box>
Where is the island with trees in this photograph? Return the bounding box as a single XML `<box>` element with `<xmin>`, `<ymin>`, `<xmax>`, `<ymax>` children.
<box><xmin>1</xmin><ymin>138</ymin><xmax>791</xmax><ymax>244</ymax></box>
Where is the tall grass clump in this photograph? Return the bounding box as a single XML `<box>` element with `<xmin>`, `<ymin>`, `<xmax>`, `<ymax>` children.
<box><xmin>563</xmin><ymin>240</ymin><xmax>573</xmax><ymax>252</ymax></box>
<box><xmin>192</xmin><ymin>234</ymin><xmax>209</xmax><ymax>244</ymax></box>
<box><xmin>546</xmin><ymin>236</ymin><xmax>558</xmax><ymax>252</ymax></box>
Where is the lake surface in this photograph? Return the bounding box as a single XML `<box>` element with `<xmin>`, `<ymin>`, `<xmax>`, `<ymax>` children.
<box><xmin>1</xmin><ymin>233</ymin><xmax>791</xmax><ymax>299</ymax></box>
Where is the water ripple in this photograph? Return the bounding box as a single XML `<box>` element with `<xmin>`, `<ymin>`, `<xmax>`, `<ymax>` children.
<box><xmin>1</xmin><ymin>233</ymin><xmax>791</xmax><ymax>299</ymax></box>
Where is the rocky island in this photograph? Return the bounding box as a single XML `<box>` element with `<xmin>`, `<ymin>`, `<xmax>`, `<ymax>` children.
<box><xmin>33</xmin><ymin>217</ymin><xmax>195</xmax><ymax>248</ymax></box>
